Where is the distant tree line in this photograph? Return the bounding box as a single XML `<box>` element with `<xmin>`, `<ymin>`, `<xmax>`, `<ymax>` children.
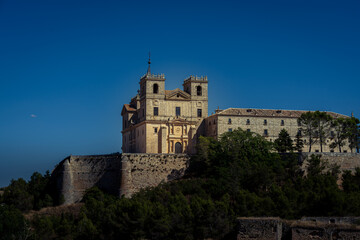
<box><xmin>275</xmin><ymin>111</ymin><xmax>360</xmax><ymax>153</ymax></box>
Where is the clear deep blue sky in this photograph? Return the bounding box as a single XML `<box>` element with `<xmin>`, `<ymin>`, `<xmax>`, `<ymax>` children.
<box><xmin>0</xmin><ymin>0</ymin><xmax>359</xmax><ymax>187</ymax></box>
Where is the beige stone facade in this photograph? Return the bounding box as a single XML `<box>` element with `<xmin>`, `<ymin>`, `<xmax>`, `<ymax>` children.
<box><xmin>205</xmin><ymin>108</ymin><xmax>350</xmax><ymax>153</ymax></box>
<box><xmin>122</xmin><ymin>66</ymin><xmax>208</xmax><ymax>154</ymax></box>
<box><xmin>122</xmin><ymin>65</ymin><xmax>350</xmax><ymax>154</ymax></box>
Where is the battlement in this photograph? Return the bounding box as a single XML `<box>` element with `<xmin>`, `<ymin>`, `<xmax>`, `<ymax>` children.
<box><xmin>140</xmin><ymin>73</ymin><xmax>165</xmax><ymax>80</ymax></box>
<box><xmin>184</xmin><ymin>75</ymin><xmax>208</xmax><ymax>83</ymax></box>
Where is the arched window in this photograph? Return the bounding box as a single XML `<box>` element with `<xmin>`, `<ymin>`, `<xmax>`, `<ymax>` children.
<box><xmin>196</xmin><ymin>86</ymin><xmax>202</xmax><ymax>96</ymax></box>
<box><xmin>175</xmin><ymin>142</ymin><xmax>182</xmax><ymax>153</ymax></box>
<box><xmin>153</xmin><ymin>84</ymin><xmax>159</xmax><ymax>94</ymax></box>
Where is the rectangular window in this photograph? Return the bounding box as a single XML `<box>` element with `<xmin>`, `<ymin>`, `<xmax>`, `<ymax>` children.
<box><xmin>197</xmin><ymin>109</ymin><xmax>202</xmax><ymax>117</ymax></box>
<box><xmin>247</xmin><ymin>129</ymin><xmax>251</xmax><ymax>132</ymax></box>
<box><xmin>315</xmin><ymin>150</ymin><xmax>319</xmax><ymax>152</ymax></box>
<box><xmin>176</xmin><ymin>107</ymin><xmax>181</xmax><ymax>116</ymax></box>
<box><xmin>228</xmin><ymin>128</ymin><xmax>232</xmax><ymax>132</ymax></box>
<box><xmin>154</xmin><ymin>107</ymin><xmax>158</xmax><ymax>116</ymax></box>
<box><xmin>264</xmin><ymin>129</ymin><xmax>268</xmax><ymax>136</ymax></box>
<box><xmin>246</xmin><ymin>119</ymin><xmax>250</xmax><ymax>125</ymax></box>
<box><xmin>281</xmin><ymin>120</ymin><xmax>285</xmax><ymax>126</ymax></box>
<box><xmin>264</xmin><ymin>119</ymin><xmax>267</xmax><ymax>125</ymax></box>
<box><xmin>330</xmin><ymin>131</ymin><xmax>335</xmax><ymax>138</ymax></box>
<box><xmin>154</xmin><ymin>127</ymin><xmax>158</xmax><ymax>133</ymax></box>
<box><xmin>228</xmin><ymin>118</ymin><xmax>232</xmax><ymax>124</ymax></box>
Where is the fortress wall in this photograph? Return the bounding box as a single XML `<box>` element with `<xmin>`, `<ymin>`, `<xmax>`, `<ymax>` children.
<box><xmin>300</xmin><ymin>152</ymin><xmax>360</xmax><ymax>173</ymax></box>
<box><xmin>52</xmin><ymin>153</ymin><xmax>190</xmax><ymax>205</ymax></box>
<box><xmin>237</xmin><ymin>217</ymin><xmax>360</xmax><ymax>240</ymax></box>
<box><xmin>52</xmin><ymin>154</ymin><xmax>122</xmax><ymax>205</ymax></box>
<box><xmin>52</xmin><ymin>152</ymin><xmax>358</xmax><ymax>205</ymax></box>
<box><xmin>120</xmin><ymin>153</ymin><xmax>190</xmax><ymax>197</ymax></box>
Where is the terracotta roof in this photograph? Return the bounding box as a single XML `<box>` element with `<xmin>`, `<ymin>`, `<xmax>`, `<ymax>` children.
<box><xmin>215</xmin><ymin>108</ymin><xmax>348</xmax><ymax>118</ymax></box>
<box><xmin>123</xmin><ymin>104</ymin><xmax>136</xmax><ymax>112</ymax></box>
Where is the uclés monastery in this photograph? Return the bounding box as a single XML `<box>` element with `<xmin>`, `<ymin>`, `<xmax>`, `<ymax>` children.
<box><xmin>121</xmin><ymin>60</ymin><xmax>349</xmax><ymax>154</ymax></box>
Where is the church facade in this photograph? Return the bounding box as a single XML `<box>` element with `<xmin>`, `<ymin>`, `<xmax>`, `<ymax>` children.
<box><xmin>122</xmin><ymin>63</ymin><xmax>350</xmax><ymax>154</ymax></box>
<box><xmin>121</xmin><ymin>62</ymin><xmax>208</xmax><ymax>154</ymax></box>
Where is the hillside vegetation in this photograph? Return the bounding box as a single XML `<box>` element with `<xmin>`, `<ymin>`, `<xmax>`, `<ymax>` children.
<box><xmin>1</xmin><ymin>129</ymin><xmax>360</xmax><ymax>239</ymax></box>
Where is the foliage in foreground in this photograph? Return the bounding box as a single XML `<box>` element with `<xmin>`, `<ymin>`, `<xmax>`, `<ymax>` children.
<box><xmin>2</xmin><ymin>129</ymin><xmax>360</xmax><ymax>239</ymax></box>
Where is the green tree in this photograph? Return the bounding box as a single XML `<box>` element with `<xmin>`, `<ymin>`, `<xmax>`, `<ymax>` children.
<box><xmin>342</xmin><ymin>168</ymin><xmax>360</xmax><ymax>192</ymax></box>
<box><xmin>294</xmin><ymin>131</ymin><xmax>304</xmax><ymax>152</ymax></box>
<box><xmin>313</xmin><ymin>111</ymin><xmax>332</xmax><ymax>152</ymax></box>
<box><xmin>274</xmin><ymin>129</ymin><xmax>294</xmax><ymax>153</ymax></box>
<box><xmin>0</xmin><ymin>205</ymin><xmax>28</xmax><ymax>240</ymax></box>
<box><xmin>298</xmin><ymin>112</ymin><xmax>318</xmax><ymax>152</ymax></box>
<box><xmin>2</xmin><ymin>178</ymin><xmax>33</xmax><ymax>211</ymax></box>
<box><xmin>346</xmin><ymin>117</ymin><xmax>360</xmax><ymax>153</ymax></box>
<box><xmin>330</xmin><ymin>118</ymin><xmax>347</xmax><ymax>152</ymax></box>
<box><xmin>28</xmin><ymin>171</ymin><xmax>53</xmax><ymax>210</ymax></box>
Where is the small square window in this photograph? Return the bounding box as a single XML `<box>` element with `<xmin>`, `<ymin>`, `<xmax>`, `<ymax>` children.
<box><xmin>344</xmin><ymin>150</ymin><xmax>347</xmax><ymax>153</ymax></box>
<box><xmin>154</xmin><ymin>107</ymin><xmax>158</xmax><ymax>116</ymax></box>
<box><xmin>315</xmin><ymin>150</ymin><xmax>319</xmax><ymax>152</ymax></box>
<box><xmin>228</xmin><ymin>128</ymin><xmax>232</xmax><ymax>132</ymax></box>
<box><xmin>330</xmin><ymin>150</ymin><xmax>334</xmax><ymax>152</ymax></box>
<box><xmin>247</xmin><ymin>129</ymin><xmax>250</xmax><ymax>132</ymax></box>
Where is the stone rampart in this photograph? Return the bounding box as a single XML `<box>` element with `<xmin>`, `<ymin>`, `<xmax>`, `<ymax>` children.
<box><xmin>120</xmin><ymin>153</ymin><xmax>189</xmax><ymax>197</ymax></box>
<box><xmin>300</xmin><ymin>152</ymin><xmax>360</xmax><ymax>173</ymax></box>
<box><xmin>237</xmin><ymin>217</ymin><xmax>283</xmax><ymax>240</ymax></box>
<box><xmin>52</xmin><ymin>153</ymin><xmax>190</xmax><ymax>205</ymax></box>
<box><xmin>51</xmin><ymin>152</ymin><xmax>359</xmax><ymax>205</ymax></box>
<box><xmin>236</xmin><ymin>217</ymin><xmax>360</xmax><ymax>240</ymax></box>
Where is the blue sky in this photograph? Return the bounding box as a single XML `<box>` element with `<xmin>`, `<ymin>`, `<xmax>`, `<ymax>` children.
<box><xmin>0</xmin><ymin>0</ymin><xmax>359</xmax><ymax>187</ymax></box>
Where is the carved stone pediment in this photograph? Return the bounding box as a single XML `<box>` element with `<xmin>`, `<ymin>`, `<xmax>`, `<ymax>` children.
<box><xmin>165</xmin><ymin>88</ymin><xmax>191</xmax><ymax>100</ymax></box>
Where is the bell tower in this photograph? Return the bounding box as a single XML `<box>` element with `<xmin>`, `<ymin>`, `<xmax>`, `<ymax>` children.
<box><xmin>138</xmin><ymin>53</ymin><xmax>165</xmax><ymax>121</ymax></box>
<box><xmin>183</xmin><ymin>75</ymin><xmax>208</xmax><ymax>120</ymax></box>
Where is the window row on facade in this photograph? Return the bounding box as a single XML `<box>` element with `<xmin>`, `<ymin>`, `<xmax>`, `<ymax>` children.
<box><xmin>153</xmin><ymin>107</ymin><xmax>202</xmax><ymax>117</ymax></box>
<box><xmin>227</xmin><ymin>118</ymin><xmax>294</xmax><ymax>126</ymax></box>
<box><xmin>227</xmin><ymin>128</ymin><xmax>304</xmax><ymax>137</ymax></box>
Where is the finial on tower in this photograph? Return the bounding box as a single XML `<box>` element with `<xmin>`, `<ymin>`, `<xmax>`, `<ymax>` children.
<box><xmin>351</xmin><ymin>112</ymin><xmax>354</xmax><ymax>117</ymax></box>
<box><xmin>147</xmin><ymin>52</ymin><xmax>151</xmax><ymax>75</ymax></box>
